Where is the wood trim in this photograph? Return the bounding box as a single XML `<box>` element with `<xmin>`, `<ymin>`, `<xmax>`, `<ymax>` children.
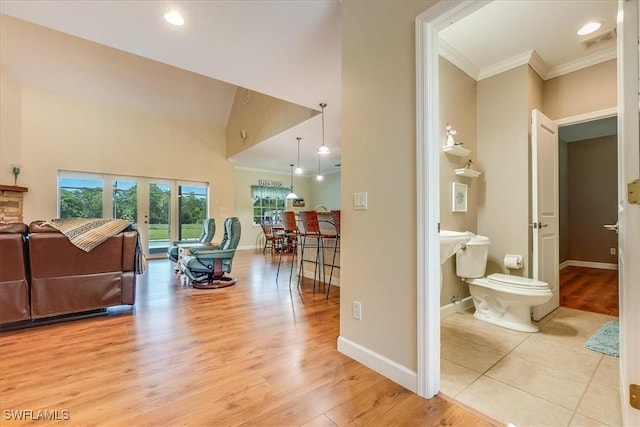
<box><xmin>0</xmin><ymin>185</ymin><xmax>28</xmax><ymax>192</ymax></box>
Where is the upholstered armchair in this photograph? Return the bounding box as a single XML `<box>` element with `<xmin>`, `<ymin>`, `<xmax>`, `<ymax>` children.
<box><xmin>181</xmin><ymin>217</ymin><xmax>241</xmax><ymax>289</ymax></box>
<box><xmin>167</xmin><ymin>218</ymin><xmax>216</xmax><ymax>263</ymax></box>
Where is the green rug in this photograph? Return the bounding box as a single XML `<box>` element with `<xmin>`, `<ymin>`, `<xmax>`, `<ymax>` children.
<box><xmin>584</xmin><ymin>320</ymin><xmax>619</xmax><ymax>357</ymax></box>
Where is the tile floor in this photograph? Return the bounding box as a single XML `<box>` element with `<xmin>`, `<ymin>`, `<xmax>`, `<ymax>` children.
<box><xmin>440</xmin><ymin>306</ymin><xmax>621</xmax><ymax>427</ymax></box>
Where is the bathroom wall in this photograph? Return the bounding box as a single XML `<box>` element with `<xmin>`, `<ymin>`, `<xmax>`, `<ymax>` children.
<box><xmin>476</xmin><ymin>65</ymin><xmax>543</xmax><ymax>278</ymax></box>
<box><xmin>567</xmin><ymin>135</ymin><xmax>618</xmax><ymax>265</ymax></box>
<box><xmin>543</xmin><ymin>60</ymin><xmax>616</xmax><ymax>120</ymax></box>
<box><xmin>439</xmin><ymin>57</ymin><xmax>478</xmax><ymax>306</ymax></box>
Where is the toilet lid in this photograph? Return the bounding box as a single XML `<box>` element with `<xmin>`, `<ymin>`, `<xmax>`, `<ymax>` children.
<box><xmin>488</xmin><ymin>273</ymin><xmax>549</xmax><ymax>288</ymax></box>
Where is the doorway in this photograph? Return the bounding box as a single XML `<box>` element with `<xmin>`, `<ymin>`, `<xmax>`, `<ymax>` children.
<box><xmin>558</xmin><ymin>116</ymin><xmax>619</xmax><ymax>316</ymax></box>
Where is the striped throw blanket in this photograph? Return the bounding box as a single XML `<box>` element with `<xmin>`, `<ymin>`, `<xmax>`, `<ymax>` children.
<box><xmin>42</xmin><ymin>218</ymin><xmax>146</xmax><ymax>274</ymax></box>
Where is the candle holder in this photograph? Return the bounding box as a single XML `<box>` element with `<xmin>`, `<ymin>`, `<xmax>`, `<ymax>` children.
<box><xmin>11</xmin><ymin>164</ymin><xmax>21</xmax><ymax>185</ymax></box>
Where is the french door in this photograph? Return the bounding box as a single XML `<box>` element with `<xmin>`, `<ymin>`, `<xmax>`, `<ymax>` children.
<box><xmin>59</xmin><ymin>171</ymin><xmax>208</xmax><ymax>259</ymax></box>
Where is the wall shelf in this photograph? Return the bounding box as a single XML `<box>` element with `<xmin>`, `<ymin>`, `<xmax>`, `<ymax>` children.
<box><xmin>455</xmin><ymin>168</ymin><xmax>482</xmax><ymax>178</ymax></box>
<box><xmin>441</xmin><ymin>145</ymin><xmax>471</xmax><ymax>157</ymax></box>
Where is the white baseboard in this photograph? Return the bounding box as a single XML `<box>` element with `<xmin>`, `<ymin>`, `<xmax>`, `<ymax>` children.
<box><xmin>564</xmin><ymin>260</ymin><xmax>618</xmax><ymax>271</ymax></box>
<box><xmin>337</xmin><ymin>336</ymin><xmax>417</xmax><ymax>393</ymax></box>
<box><xmin>440</xmin><ymin>296</ymin><xmax>474</xmax><ymax>318</ymax></box>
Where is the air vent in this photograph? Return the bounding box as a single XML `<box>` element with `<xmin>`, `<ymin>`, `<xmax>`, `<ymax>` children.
<box><xmin>581</xmin><ymin>28</ymin><xmax>617</xmax><ymax>49</ymax></box>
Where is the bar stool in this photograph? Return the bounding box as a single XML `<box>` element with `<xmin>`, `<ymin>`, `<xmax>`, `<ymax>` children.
<box><xmin>326</xmin><ymin>210</ymin><xmax>341</xmax><ymax>299</ymax></box>
<box><xmin>276</xmin><ymin>211</ymin><xmax>300</xmax><ymax>286</ymax></box>
<box><xmin>298</xmin><ymin>210</ymin><xmax>333</xmax><ymax>293</ymax></box>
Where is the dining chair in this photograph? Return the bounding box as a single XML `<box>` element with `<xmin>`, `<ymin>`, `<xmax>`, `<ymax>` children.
<box><xmin>260</xmin><ymin>223</ymin><xmax>281</xmax><ymax>254</ymax></box>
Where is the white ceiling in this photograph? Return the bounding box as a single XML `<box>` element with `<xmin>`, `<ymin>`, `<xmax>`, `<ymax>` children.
<box><xmin>0</xmin><ymin>1</ymin><xmax>618</xmax><ymax>174</ymax></box>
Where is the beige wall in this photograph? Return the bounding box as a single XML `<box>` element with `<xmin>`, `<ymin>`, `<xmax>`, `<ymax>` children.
<box><xmin>543</xmin><ymin>60</ymin><xmax>617</xmax><ymax>120</ymax></box>
<box><xmin>0</xmin><ymin>69</ymin><xmax>22</xmax><ymax>186</ymax></box>
<box><xmin>439</xmin><ymin>57</ymin><xmax>478</xmax><ymax>305</ymax></box>
<box><xmin>567</xmin><ymin>136</ymin><xmax>618</xmax><ymax>264</ymax></box>
<box><xmin>15</xmin><ymin>88</ymin><xmax>234</xmax><ymax>227</ymax></box>
<box><xmin>311</xmin><ymin>170</ymin><xmax>341</xmax><ymax>212</ymax></box>
<box><xmin>341</xmin><ymin>0</ymin><xmax>435</xmax><ymax>372</ymax></box>
<box><xmin>477</xmin><ymin>65</ymin><xmax>533</xmax><ymax>277</ymax></box>
<box><xmin>226</xmin><ymin>88</ymin><xmax>319</xmax><ymax>157</ymax></box>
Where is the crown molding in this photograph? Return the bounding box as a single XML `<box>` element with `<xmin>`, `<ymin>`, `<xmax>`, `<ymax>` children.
<box><xmin>545</xmin><ymin>47</ymin><xmax>616</xmax><ymax>80</ymax></box>
<box><xmin>438</xmin><ymin>39</ymin><xmax>479</xmax><ymax>80</ymax></box>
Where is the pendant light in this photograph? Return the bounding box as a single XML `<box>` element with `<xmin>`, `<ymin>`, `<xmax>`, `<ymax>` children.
<box><xmin>294</xmin><ymin>137</ymin><xmax>303</xmax><ymax>174</ymax></box>
<box><xmin>286</xmin><ymin>164</ymin><xmax>298</xmax><ymax>199</ymax></box>
<box><xmin>316</xmin><ymin>154</ymin><xmax>324</xmax><ymax>181</ymax></box>
<box><xmin>317</xmin><ymin>103</ymin><xmax>329</xmax><ymax>154</ymax></box>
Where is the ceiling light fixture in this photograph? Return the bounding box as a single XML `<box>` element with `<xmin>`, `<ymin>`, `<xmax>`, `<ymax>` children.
<box><xmin>577</xmin><ymin>21</ymin><xmax>602</xmax><ymax>36</ymax></box>
<box><xmin>286</xmin><ymin>164</ymin><xmax>298</xmax><ymax>199</ymax></box>
<box><xmin>317</xmin><ymin>103</ymin><xmax>329</xmax><ymax>155</ymax></box>
<box><xmin>316</xmin><ymin>154</ymin><xmax>324</xmax><ymax>182</ymax></box>
<box><xmin>164</xmin><ymin>10</ymin><xmax>185</xmax><ymax>26</ymax></box>
<box><xmin>294</xmin><ymin>137</ymin><xmax>303</xmax><ymax>174</ymax></box>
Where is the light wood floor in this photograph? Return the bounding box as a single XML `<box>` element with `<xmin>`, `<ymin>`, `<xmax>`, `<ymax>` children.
<box><xmin>560</xmin><ymin>266</ymin><xmax>619</xmax><ymax>316</ymax></box>
<box><xmin>0</xmin><ymin>250</ymin><xmax>495</xmax><ymax>426</ymax></box>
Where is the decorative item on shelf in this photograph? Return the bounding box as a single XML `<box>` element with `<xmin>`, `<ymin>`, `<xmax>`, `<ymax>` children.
<box><xmin>445</xmin><ymin>123</ymin><xmax>457</xmax><ymax>147</ymax></box>
<box><xmin>317</xmin><ymin>103</ymin><xmax>330</xmax><ymax>154</ymax></box>
<box><xmin>286</xmin><ymin>164</ymin><xmax>298</xmax><ymax>200</ymax></box>
<box><xmin>11</xmin><ymin>164</ymin><xmax>21</xmax><ymax>185</ymax></box>
<box><xmin>294</xmin><ymin>137</ymin><xmax>303</xmax><ymax>174</ymax></box>
<box><xmin>465</xmin><ymin>159</ymin><xmax>473</xmax><ymax>169</ymax></box>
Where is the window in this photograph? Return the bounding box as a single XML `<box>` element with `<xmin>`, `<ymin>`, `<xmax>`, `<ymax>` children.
<box><xmin>251</xmin><ymin>185</ymin><xmax>288</xmax><ymax>225</ymax></box>
<box><xmin>59</xmin><ymin>175</ymin><xmax>103</xmax><ymax>218</ymax></box>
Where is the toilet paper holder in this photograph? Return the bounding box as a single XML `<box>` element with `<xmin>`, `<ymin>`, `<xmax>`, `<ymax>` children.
<box><xmin>504</xmin><ymin>254</ymin><xmax>523</xmax><ymax>269</ymax></box>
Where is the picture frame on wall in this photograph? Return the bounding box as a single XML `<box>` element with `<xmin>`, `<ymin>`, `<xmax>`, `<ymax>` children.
<box><xmin>451</xmin><ymin>182</ymin><xmax>468</xmax><ymax>213</ymax></box>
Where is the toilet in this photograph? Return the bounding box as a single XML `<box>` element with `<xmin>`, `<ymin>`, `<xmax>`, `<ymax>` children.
<box><xmin>455</xmin><ymin>235</ymin><xmax>552</xmax><ymax>333</ymax></box>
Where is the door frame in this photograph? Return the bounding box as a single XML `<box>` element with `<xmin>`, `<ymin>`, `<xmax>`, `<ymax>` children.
<box><xmin>415</xmin><ymin>0</ymin><xmax>489</xmax><ymax>398</ymax></box>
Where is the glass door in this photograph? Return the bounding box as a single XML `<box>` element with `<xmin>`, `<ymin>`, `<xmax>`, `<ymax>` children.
<box><xmin>57</xmin><ymin>171</ymin><xmax>208</xmax><ymax>259</ymax></box>
<box><xmin>144</xmin><ymin>181</ymin><xmax>173</xmax><ymax>257</ymax></box>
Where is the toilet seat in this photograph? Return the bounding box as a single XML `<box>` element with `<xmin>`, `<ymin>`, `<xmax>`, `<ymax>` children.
<box><xmin>488</xmin><ymin>273</ymin><xmax>549</xmax><ymax>289</ymax></box>
<box><xmin>468</xmin><ymin>273</ymin><xmax>551</xmax><ymax>295</ymax></box>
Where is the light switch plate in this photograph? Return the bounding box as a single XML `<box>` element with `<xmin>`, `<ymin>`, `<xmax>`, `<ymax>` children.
<box><xmin>354</xmin><ymin>192</ymin><xmax>368</xmax><ymax>210</ymax></box>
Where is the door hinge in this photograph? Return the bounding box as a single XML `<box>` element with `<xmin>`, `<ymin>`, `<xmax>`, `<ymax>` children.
<box><xmin>630</xmin><ymin>384</ymin><xmax>640</xmax><ymax>410</ymax></box>
<box><xmin>629</xmin><ymin>179</ymin><xmax>640</xmax><ymax>205</ymax></box>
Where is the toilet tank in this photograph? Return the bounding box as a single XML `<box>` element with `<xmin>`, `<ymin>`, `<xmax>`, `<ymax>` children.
<box><xmin>455</xmin><ymin>235</ymin><xmax>490</xmax><ymax>278</ymax></box>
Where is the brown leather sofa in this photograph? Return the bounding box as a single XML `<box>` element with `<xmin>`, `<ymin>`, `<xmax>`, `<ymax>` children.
<box><xmin>0</xmin><ymin>222</ymin><xmax>30</xmax><ymax>324</ymax></box>
<box><xmin>0</xmin><ymin>221</ymin><xmax>139</xmax><ymax>326</ymax></box>
<box><xmin>28</xmin><ymin>221</ymin><xmax>138</xmax><ymax>320</ymax></box>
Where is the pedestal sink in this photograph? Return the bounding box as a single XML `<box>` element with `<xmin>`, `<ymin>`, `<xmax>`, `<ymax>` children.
<box><xmin>439</xmin><ymin>230</ymin><xmax>473</xmax><ymax>264</ymax></box>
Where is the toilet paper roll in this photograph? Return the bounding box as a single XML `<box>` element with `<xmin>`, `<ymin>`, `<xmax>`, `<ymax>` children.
<box><xmin>504</xmin><ymin>254</ymin><xmax>523</xmax><ymax>269</ymax></box>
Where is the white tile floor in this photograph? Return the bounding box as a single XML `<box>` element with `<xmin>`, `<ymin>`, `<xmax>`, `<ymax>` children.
<box><xmin>440</xmin><ymin>307</ymin><xmax>621</xmax><ymax>427</ymax></box>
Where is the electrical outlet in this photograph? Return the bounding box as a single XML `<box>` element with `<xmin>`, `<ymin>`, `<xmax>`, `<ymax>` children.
<box><xmin>610</xmin><ymin>248</ymin><xmax>616</xmax><ymax>255</ymax></box>
<box><xmin>352</xmin><ymin>301</ymin><xmax>362</xmax><ymax>320</ymax></box>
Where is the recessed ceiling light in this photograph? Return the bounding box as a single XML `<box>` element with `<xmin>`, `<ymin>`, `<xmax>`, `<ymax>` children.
<box><xmin>164</xmin><ymin>10</ymin><xmax>184</xmax><ymax>26</ymax></box>
<box><xmin>577</xmin><ymin>21</ymin><xmax>602</xmax><ymax>36</ymax></box>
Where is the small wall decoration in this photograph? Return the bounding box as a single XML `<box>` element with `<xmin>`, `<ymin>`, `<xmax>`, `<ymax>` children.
<box><xmin>451</xmin><ymin>182</ymin><xmax>468</xmax><ymax>213</ymax></box>
<box><xmin>258</xmin><ymin>179</ymin><xmax>283</xmax><ymax>187</ymax></box>
<box><xmin>292</xmin><ymin>198</ymin><xmax>305</xmax><ymax>207</ymax></box>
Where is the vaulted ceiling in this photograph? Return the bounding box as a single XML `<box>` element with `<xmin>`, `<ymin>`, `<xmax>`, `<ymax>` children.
<box><xmin>1</xmin><ymin>1</ymin><xmax>618</xmax><ymax>174</ymax></box>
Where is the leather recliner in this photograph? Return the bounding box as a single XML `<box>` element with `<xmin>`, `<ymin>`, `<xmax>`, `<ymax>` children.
<box><xmin>0</xmin><ymin>222</ymin><xmax>30</xmax><ymax>325</ymax></box>
<box><xmin>167</xmin><ymin>218</ymin><xmax>216</xmax><ymax>263</ymax></box>
<box><xmin>181</xmin><ymin>217</ymin><xmax>241</xmax><ymax>289</ymax></box>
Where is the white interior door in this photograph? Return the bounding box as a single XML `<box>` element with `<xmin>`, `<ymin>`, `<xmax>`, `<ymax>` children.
<box><xmin>531</xmin><ymin>109</ymin><xmax>560</xmax><ymax>321</ymax></box>
<box><xmin>617</xmin><ymin>0</ymin><xmax>639</xmax><ymax>424</ymax></box>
